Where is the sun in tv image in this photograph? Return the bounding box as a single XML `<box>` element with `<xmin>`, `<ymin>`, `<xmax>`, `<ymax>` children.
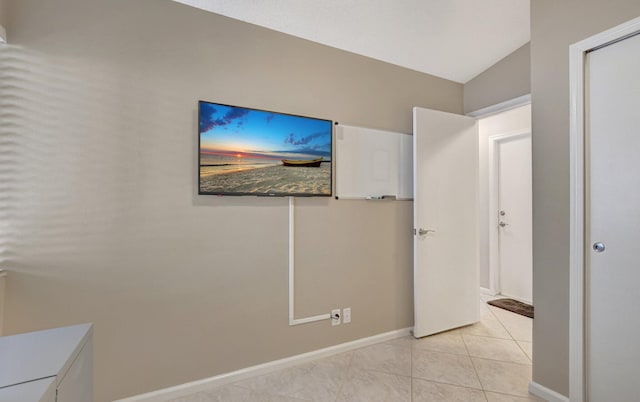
<box><xmin>199</xmin><ymin>101</ymin><xmax>332</xmax><ymax>196</ymax></box>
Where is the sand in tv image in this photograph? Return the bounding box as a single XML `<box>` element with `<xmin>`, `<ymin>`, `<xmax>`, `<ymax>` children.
<box><xmin>199</xmin><ymin>101</ymin><xmax>332</xmax><ymax>196</ymax></box>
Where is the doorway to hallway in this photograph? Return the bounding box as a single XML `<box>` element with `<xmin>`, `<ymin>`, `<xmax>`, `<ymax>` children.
<box><xmin>478</xmin><ymin>105</ymin><xmax>532</xmax><ymax>304</ymax></box>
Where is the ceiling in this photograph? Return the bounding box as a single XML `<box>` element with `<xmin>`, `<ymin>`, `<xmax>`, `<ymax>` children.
<box><xmin>173</xmin><ymin>0</ymin><xmax>530</xmax><ymax>84</ymax></box>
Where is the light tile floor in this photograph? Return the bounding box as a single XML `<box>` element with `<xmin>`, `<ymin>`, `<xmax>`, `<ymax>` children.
<box><xmin>170</xmin><ymin>295</ymin><xmax>541</xmax><ymax>402</ymax></box>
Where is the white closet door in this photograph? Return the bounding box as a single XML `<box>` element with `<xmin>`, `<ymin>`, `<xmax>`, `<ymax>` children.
<box><xmin>587</xmin><ymin>31</ymin><xmax>640</xmax><ymax>401</ymax></box>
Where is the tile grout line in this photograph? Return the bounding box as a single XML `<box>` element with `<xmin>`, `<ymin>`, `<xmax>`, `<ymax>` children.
<box><xmin>514</xmin><ymin>339</ymin><xmax>533</xmax><ymax>364</ymax></box>
<box><xmin>473</xmin><ymin>297</ymin><xmax>535</xmax><ymax>399</ymax></box>
<box><xmin>331</xmin><ymin>349</ymin><xmax>355</xmax><ymax>402</ymax></box>
<box><xmin>461</xmin><ymin>334</ymin><xmax>532</xmax><ymax>366</ymax></box>
<box><xmin>410</xmin><ymin>333</ymin><xmax>413</xmax><ymax>402</ymax></box>
<box><xmin>484</xmin><ymin>299</ymin><xmax>518</xmax><ymax>342</ymax></box>
<box><xmin>487</xmin><ymin>302</ymin><xmax>534</xmax><ymax>358</ymax></box>
<box><xmin>412</xmin><ymin>377</ymin><xmax>488</xmax><ymax>394</ymax></box>
<box><xmin>468</xmin><ymin>355</ymin><xmax>533</xmax><ymax>367</ymax></box>
<box><xmin>461</xmin><ymin>314</ymin><xmax>490</xmax><ymax>402</ymax></box>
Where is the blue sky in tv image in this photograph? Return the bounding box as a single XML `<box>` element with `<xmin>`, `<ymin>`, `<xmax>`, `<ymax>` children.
<box><xmin>199</xmin><ymin>102</ymin><xmax>331</xmax><ymax>170</ymax></box>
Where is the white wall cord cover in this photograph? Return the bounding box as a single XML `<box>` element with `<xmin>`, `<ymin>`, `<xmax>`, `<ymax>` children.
<box><xmin>288</xmin><ymin>197</ymin><xmax>331</xmax><ymax>325</ymax></box>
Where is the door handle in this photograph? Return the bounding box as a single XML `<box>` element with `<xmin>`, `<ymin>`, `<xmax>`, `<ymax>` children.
<box><xmin>417</xmin><ymin>228</ymin><xmax>436</xmax><ymax>235</ymax></box>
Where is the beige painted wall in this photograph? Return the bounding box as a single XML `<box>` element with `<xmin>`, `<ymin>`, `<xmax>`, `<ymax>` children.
<box><xmin>464</xmin><ymin>42</ymin><xmax>530</xmax><ymax>114</ymax></box>
<box><xmin>0</xmin><ymin>0</ymin><xmax>462</xmax><ymax>400</ymax></box>
<box><xmin>0</xmin><ymin>0</ymin><xmax>6</xmax><ymax>23</ymax></box>
<box><xmin>0</xmin><ymin>0</ymin><xmax>8</xmax><ymax>40</ymax></box>
<box><xmin>531</xmin><ymin>0</ymin><xmax>640</xmax><ymax>396</ymax></box>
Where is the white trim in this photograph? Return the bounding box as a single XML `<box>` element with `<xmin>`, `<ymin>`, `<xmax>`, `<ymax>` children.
<box><xmin>569</xmin><ymin>36</ymin><xmax>586</xmax><ymax>402</ymax></box>
<box><xmin>288</xmin><ymin>197</ymin><xmax>331</xmax><ymax>326</ymax></box>
<box><xmin>487</xmin><ymin>129</ymin><xmax>531</xmax><ymax>297</ymax></box>
<box><xmin>569</xmin><ymin>16</ymin><xmax>640</xmax><ymax>402</ymax></box>
<box><xmin>113</xmin><ymin>327</ymin><xmax>412</xmax><ymax>402</ymax></box>
<box><xmin>529</xmin><ymin>381</ymin><xmax>570</xmax><ymax>402</ymax></box>
<box><xmin>479</xmin><ymin>287</ymin><xmax>495</xmax><ymax>296</ymax></box>
<box><xmin>466</xmin><ymin>94</ymin><xmax>531</xmax><ymax>119</ymax></box>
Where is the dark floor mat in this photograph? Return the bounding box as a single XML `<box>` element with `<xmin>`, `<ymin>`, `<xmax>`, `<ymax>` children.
<box><xmin>487</xmin><ymin>298</ymin><xmax>534</xmax><ymax>319</ymax></box>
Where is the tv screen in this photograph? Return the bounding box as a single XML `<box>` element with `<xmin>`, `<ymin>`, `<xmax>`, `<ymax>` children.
<box><xmin>199</xmin><ymin>101</ymin><xmax>333</xmax><ymax>196</ymax></box>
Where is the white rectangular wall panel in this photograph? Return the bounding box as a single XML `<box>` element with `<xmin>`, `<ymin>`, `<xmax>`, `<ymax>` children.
<box><xmin>335</xmin><ymin>124</ymin><xmax>412</xmax><ymax>200</ymax></box>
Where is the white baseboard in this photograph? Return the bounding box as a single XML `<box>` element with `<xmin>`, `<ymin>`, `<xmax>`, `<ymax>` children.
<box><xmin>114</xmin><ymin>327</ymin><xmax>412</xmax><ymax>402</ymax></box>
<box><xmin>529</xmin><ymin>381</ymin><xmax>570</xmax><ymax>402</ymax></box>
<box><xmin>480</xmin><ymin>287</ymin><xmax>496</xmax><ymax>296</ymax></box>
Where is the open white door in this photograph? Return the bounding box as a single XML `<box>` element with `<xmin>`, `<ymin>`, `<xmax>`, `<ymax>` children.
<box><xmin>413</xmin><ymin>107</ymin><xmax>479</xmax><ymax>338</ymax></box>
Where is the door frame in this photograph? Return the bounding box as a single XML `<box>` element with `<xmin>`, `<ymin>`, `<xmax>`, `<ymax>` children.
<box><xmin>488</xmin><ymin>130</ymin><xmax>531</xmax><ymax>297</ymax></box>
<box><xmin>569</xmin><ymin>16</ymin><xmax>640</xmax><ymax>402</ymax></box>
<box><xmin>467</xmin><ymin>94</ymin><xmax>531</xmax><ymax>119</ymax></box>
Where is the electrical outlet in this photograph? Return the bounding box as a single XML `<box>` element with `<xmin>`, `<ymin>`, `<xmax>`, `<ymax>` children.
<box><xmin>343</xmin><ymin>307</ymin><xmax>351</xmax><ymax>324</ymax></box>
<box><xmin>331</xmin><ymin>309</ymin><xmax>341</xmax><ymax>326</ymax></box>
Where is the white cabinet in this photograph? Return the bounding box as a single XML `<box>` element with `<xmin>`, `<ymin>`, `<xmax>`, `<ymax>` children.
<box><xmin>0</xmin><ymin>377</ymin><xmax>56</xmax><ymax>402</ymax></box>
<box><xmin>0</xmin><ymin>323</ymin><xmax>93</xmax><ymax>402</ymax></box>
<box><xmin>56</xmin><ymin>337</ymin><xmax>93</xmax><ymax>402</ymax></box>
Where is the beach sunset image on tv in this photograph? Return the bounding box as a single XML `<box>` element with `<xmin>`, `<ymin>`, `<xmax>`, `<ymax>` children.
<box><xmin>198</xmin><ymin>101</ymin><xmax>332</xmax><ymax>196</ymax></box>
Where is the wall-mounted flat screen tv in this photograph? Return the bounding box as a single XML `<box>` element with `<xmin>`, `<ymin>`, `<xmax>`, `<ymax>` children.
<box><xmin>199</xmin><ymin>101</ymin><xmax>332</xmax><ymax>196</ymax></box>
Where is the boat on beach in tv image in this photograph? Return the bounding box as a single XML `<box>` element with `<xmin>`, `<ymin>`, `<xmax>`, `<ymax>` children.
<box><xmin>199</xmin><ymin>101</ymin><xmax>332</xmax><ymax>196</ymax></box>
<box><xmin>281</xmin><ymin>157</ymin><xmax>323</xmax><ymax>167</ymax></box>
